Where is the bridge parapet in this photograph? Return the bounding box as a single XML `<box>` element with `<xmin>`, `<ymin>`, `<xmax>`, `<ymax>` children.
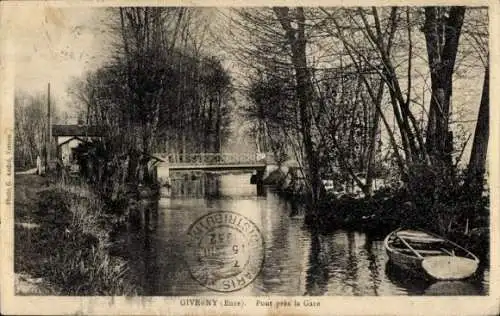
<box><xmin>154</xmin><ymin>152</ymin><xmax>270</xmax><ymax>166</ymax></box>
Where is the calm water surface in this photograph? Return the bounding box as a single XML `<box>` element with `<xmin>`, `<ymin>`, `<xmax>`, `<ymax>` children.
<box><xmin>125</xmin><ymin>173</ymin><xmax>489</xmax><ymax>296</ymax></box>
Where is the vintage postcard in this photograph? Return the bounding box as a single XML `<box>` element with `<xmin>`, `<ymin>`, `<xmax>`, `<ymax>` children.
<box><xmin>0</xmin><ymin>0</ymin><xmax>498</xmax><ymax>315</ymax></box>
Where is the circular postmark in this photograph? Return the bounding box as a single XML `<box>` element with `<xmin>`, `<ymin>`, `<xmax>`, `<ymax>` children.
<box><xmin>185</xmin><ymin>211</ymin><xmax>265</xmax><ymax>292</ymax></box>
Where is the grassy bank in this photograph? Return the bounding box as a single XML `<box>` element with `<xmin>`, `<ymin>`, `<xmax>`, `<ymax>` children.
<box><xmin>14</xmin><ymin>174</ymin><xmax>141</xmax><ymax>295</ymax></box>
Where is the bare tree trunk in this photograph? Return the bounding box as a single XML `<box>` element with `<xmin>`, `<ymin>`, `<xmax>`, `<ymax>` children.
<box><xmin>206</xmin><ymin>97</ymin><xmax>213</xmax><ymax>152</ymax></box>
<box><xmin>274</xmin><ymin>7</ymin><xmax>323</xmax><ymax>216</ymax></box>
<box><xmin>423</xmin><ymin>7</ymin><xmax>466</xmax><ymax>166</ymax></box>
<box><xmin>467</xmin><ymin>65</ymin><xmax>489</xmax><ymax>197</ymax></box>
<box><xmin>215</xmin><ymin>93</ymin><xmax>222</xmax><ymax>152</ymax></box>
<box><xmin>364</xmin><ymin>81</ymin><xmax>384</xmax><ymax>196</ymax></box>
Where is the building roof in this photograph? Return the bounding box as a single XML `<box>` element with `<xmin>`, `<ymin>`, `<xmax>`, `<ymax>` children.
<box><xmin>52</xmin><ymin>125</ymin><xmax>104</xmax><ymax>137</ymax></box>
<box><xmin>57</xmin><ymin>136</ymin><xmax>90</xmax><ymax>147</ymax></box>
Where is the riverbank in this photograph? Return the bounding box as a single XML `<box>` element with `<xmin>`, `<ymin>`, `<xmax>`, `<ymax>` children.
<box><xmin>264</xmin><ymin>169</ymin><xmax>490</xmax><ymax>261</ymax></box>
<box><xmin>14</xmin><ymin>174</ymin><xmax>141</xmax><ymax>295</ymax></box>
<box><xmin>325</xmin><ymin>186</ymin><xmax>488</xmax><ymax>258</ymax></box>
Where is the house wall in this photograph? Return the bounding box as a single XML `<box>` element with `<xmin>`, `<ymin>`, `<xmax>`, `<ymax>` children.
<box><xmin>58</xmin><ymin>138</ymin><xmax>84</xmax><ymax>166</ymax></box>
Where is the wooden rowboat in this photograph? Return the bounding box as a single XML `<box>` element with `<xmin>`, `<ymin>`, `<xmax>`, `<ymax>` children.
<box><xmin>384</xmin><ymin>228</ymin><xmax>479</xmax><ymax>280</ymax></box>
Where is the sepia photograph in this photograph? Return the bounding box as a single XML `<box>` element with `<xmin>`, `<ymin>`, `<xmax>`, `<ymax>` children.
<box><xmin>1</xmin><ymin>1</ymin><xmax>497</xmax><ymax>315</ymax></box>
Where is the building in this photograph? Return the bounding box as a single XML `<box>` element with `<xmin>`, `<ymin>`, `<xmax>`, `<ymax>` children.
<box><xmin>52</xmin><ymin>125</ymin><xmax>104</xmax><ymax>167</ymax></box>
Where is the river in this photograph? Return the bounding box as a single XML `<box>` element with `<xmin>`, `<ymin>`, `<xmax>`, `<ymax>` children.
<box><xmin>123</xmin><ymin>173</ymin><xmax>489</xmax><ymax>296</ymax></box>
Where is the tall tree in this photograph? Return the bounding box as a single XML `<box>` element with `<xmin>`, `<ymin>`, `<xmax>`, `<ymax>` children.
<box><xmin>273</xmin><ymin>7</ymin><xmax>324</xmax><ymax>212</ymax></box>
<box><xmin>423</xmin><ymin>7</ymin><xmax>466</xmax><ymax>166</ymax></box>
<box><xmin>466</xmin><ymin>64</ymin><xmax>489</xmax><ymax>196</ymax></box>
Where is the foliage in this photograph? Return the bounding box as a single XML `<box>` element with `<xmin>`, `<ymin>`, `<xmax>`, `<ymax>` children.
<box><xmin>234</xmin><ymin>6</ymin><xmax>488</xmax><ymax>211</ymax></box>
<box><xmin>71</xmin><ymin>138</ymin><xmax>152</xmax><ymax>217</ymax></box>
<box><xmin>405</xmin><ymin>164</ymin><xmax>489</xmax><ymax>235</ymax></box>
<box><xmin>14</xmin><ymin>92</ymin><xmax>59</xmax><ymax>170</ymax></box>
<box><xmin>69</xmin><ymin>8</ymin><xmax>233</xmax><ymax>156</ymax></box>
<box><xmin>314</xmin><ymin>163</ymin><xmax>488</xmax><ymax>243</ymax></box>
<box><xmin>15</xmin><ymin>183</ymin><xmax>140</xmax><ymax>295</ymax></box>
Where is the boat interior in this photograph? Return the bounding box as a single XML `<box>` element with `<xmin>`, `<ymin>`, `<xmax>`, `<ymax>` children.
<box><xmin>388</xmin><ymin>230</ymin><xmax>470</xmax><ymax>258</ymax></box>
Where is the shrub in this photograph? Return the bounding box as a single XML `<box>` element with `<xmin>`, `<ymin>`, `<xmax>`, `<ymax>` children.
<box><xmin>405</xmin><ymin>163</ymin><xmax>489</xmax><ymax>235</ymax></box>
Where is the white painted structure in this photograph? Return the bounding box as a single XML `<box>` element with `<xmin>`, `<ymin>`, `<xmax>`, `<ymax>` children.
<box><xmin>57</xmin><ymin>136</ymin><xmax>86</xmax><ymax>166</ymax></box>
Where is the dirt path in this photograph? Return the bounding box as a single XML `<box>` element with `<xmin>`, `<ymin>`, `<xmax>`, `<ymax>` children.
<box><xmin>15</xmin><ymin>273</ymin><xmax>55</xmax><ymax>295</ymax></box>
<box><xmin>15</xmin><ymin>167</ymin><xmax>38</xmax><ymax>175</ymax></box>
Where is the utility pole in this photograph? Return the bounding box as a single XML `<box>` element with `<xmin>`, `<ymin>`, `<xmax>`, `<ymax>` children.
<box><xmin>45</xmin><ymin>83</ymin><xmax>51</xmax><ymax>172</ymax></box>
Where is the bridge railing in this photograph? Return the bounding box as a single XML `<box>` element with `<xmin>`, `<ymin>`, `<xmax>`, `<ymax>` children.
<box><xmin>153</xmin><ymin>152</ymin><xmax>269</xmax><ymax>165</ymax></box>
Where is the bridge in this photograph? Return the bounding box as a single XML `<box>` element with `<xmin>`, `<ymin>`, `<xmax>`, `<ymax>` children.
<box><xmin>153</xmin><ymin>152</ymin><xmax>270</xmax><ymax>171</ymax></box>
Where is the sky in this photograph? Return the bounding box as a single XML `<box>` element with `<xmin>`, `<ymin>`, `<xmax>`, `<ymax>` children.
<box><xmin>3</xmin><ymin>5</ymin><xmax>487</xmax><ymax>163</ymax></box>
<box><xmin>6</xmin><ymin>6</ymin><xmax>112</xmax><ymax>118</ymax></box>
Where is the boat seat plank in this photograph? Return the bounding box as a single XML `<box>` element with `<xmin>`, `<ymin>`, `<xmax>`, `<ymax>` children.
<box><xmin>397</xmin><ymin>230</ymin><xmax>433</xmax><ymax>236</ymax></box>
<box><xmin>403</xmin><ymin>237</ymin><xmax>444</xmax><ymax>244</ymax></box>
<box><xmin>396</xmin><ymin>232</ymin><xmax>433</xmax><ymax>239</ymax></box>
<box><xmin>392</xmin><ymin>248</ymin><xmax>445</xmax><ymax>255</ymax></box>
<box><xmin>416</xmin><ymin>250</ymin><xmax>445</xmax><ymax>255</ymax></box>
<box><xmin>396</xmin><ymin>233</ymin><xmax>444</xmax><ymax>244</ymax></box>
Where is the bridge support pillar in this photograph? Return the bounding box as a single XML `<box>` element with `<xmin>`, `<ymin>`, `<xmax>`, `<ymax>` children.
<box><xmin>256</xmin><ymin>169</ymin><xmax>265</xmax><ymax>196</ymax></box>
<box><xmin>157</xmin><ymin>162</ymin><xmax>171</xmax><ymax>198</ymax></box>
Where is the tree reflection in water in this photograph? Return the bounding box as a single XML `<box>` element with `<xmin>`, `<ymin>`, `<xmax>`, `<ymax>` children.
<box><xmin>364</xmin><ymin>234</ymin><xmax>381</xmax><ymax>295</ymax></box>
<box><xmin>305</xmin><ymin>231</ymin><xmax>329</xmax><ymax>295</ymax></box>
<box><xmin>118</xmin><ymin>174</ymin><xmax>489</xmax><ymax>296</ymax></box>
<box><xmin>142</xmin><ymin>199</ymin><xmax>159</xmax><ymax>295</ymax></box>
<box><xmin>344</xmin><ymin>232</ymin><xmax>360</xmax><ymax>295</ymax></box>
